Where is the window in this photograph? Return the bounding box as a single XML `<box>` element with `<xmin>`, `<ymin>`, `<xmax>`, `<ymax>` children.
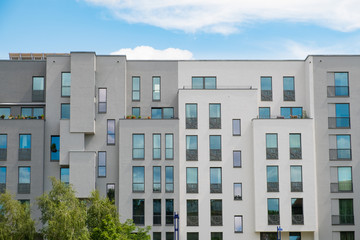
<box><xmin>132</xmin><ymin>166</ymin><xmax>145</xmax><ymax>192</ymax></box>
<box><xmin>234</xmin><ymin>183</ymin><xmax>242</xmax><ymax>200</ymax></box>
<box><xmin>340</xmin><ymin>232</ymin><xmax>354</xmax><ymax>240</ymax></box>
<box><xmin>153</xmin><ymin>134</ymin><xmax>161</xmax><ymax>160</ymax></box>
<box><xmin>186</xmin><ymin>135</ymin><xmax>198</xmax><ymax>161</ymax></box>
<box><xmin>21</xmin><ymin>107</ymin><xmax>44</xmax><ymax>118</ymax></box>
<box><xmin>187</xmin><ymin>232</ymin><xmax>199</xmax><ymax>240</ymax></box>
<box><xmin>166</xmin><ymin>232</ymin><xmax>174</xmax><ymax>240</ymax></box>
<box><xmin>334</xmin><ymin>103</ymin><xmax>350</xmax><ymax>128</ymax></box>
<box><xmin>289</xmin><ymin>232</ymin><xmax>301</xmax><ymax>240</ymax></box>
<box><xmin>153</xmin><ymin>199</ymin><xmax>161</xmax><ymax>225</ymax></box>
<box><xmin>328</xmin><ymin>72</ymin><xmax>349</xmax><ymax>97</ymax></box>
<box><xmin>281</xmin><ymin>107</ymin><xmax>302</xmax><ymax>119</ymax></box>
<box><xmin>153</xmin><ymin>166</ymin><xmax>161</xmax><ymax>193</ymax></box>
<box><xmin>232</xmin><ymin>119</ymin><xmax>241</xmax><ymax>135</ymax></box>
<box><xmin>210</xmin><ymin>199</ymin><xmax>222</xmax><ymax>226</ymax></box>
<box><xmin>0</xmin><ymin>167</ymin><xmax>6</xmax><ymax>193</ymax></box>
<box><xmin>259</xmin><ymin>107</ymin><xmax>270</xmax><ymax>119</ymax></box>
<box><xmin>334</xmin><ymin>135</ymin><xmax>351</xmax><ymax>160</ymax></box>
<box><xmin>187</xmin><ymin>200</ymin><xmax>198</xmax><ymax>226</ymax></box>
<box><xmin>98</xmin><ymin>152</ymin><xmax>106</xmax><ymax>177</ymax></box>
<box><xmin>267</xmin><ymin>198</ymin><xmax>280</xmax><ymax>225</ymax></box>
<box><xmin>186</xmin><ymin>104</ymin><xmax>197</xmax><ymax>129</ymax></box>
<box><xmin>32</xmin><ymin>76</ymin><xmax>44</xmax><ymax>101</ymax></box>
<box><xmin>61</xmin><ymin>103</ymin><xmax>70</xmax><ymax>119</ymax></box>
<box><xmin>209</xmin><ymin>135</ymin><xmax>221</xmax><ymax>161</ymax></box>
<box><xmin>132</xmin><ymin>107</ymin><xmax>140</xmax><ymax>118</ymax></box>
<box><xmin>132</xmin><ymin>134</ymin><xmax>144</xmax><ymax>159</ymax></box>
<box><xmin>261</xmin><ymin>77</ymin><xmax>272</xmax><ymax>101</ymax></box>
<box><xmin>209</xmin><ymin>104</ymin><xmax>221</xmax><ymax>129</ymax></box>
<box><xmin>266</xmin><ymin>133</ymin><xmax>278</xmax><ymax>159</ymax></box>
<box><xmin>283</xmin><ymin>77</ymin><xmax>295</xmax><ymax>101</ymax></box>
<box><xmin>234</xmin><ymin>215</ymin><xmax>243</xmax><ymax>233</ymax></box>
<box><xmin>0</xmin><ymin>134</ymin><xmax>7</xmax><ymax>161</ymax></box>
<box><xmin>133</xmin><ymin>199</ymin><xmax>144</xmax><ymax>225</ymax></box>
<box><xmin>153</xmin><ymin>77</ymin><xmax>161</xmax><ymax>101</ymax></box>
<box><xmin>163</xmin><ymin>108</ymin><xmax>174</xmax><ymax>119</ymax></box>
<box><xmin>292</xmin><ymin>198</ymin><xmax>304</xmax><ymax>225</ymax></box>
<box><xmin>337</xmin><ymin>167</ymin><xmax>352</xmax><ymax>192</ymax></box>
<box><xmin>151</xmin><ymin>107</ymin><xmax>174</xmax><ymax>119</ymax></box>
<box><xmin>165</xmin><ymin>134</ymin><xmax>174</xmax><ymax>160</ymax></box>
<box><xmin>19</xmin><ymin>134</ymin><xmax>31</xmax><ymax>161</ymax></box>
<box><xmin>166</xmin><ymin>199</ymin><xmax>174</xmax><ymax>225</ymax></box>
<box><xmin>106</xmin><ymin>184</ymin><xmax>115</xmax><ymax>202</ymax></box>
<box><xmin>165</xmin><ymin>166</ymin><xmax>174</xmax><ymax>192</ymax></box>
<box><xmin>0</xmin><ymin>108</ymin><xmax>11</xmax><ymax>119</ymax></box>
<box><xmin>50</xmin><ymin>136</ymin><xmax>60</xmax><ymax>161</ymax></box>
<box><xmin>290</xmin><ymin>166</ymin><xmax>302</xmax><ymax>192</ymax></box>
<box><xmin>337</xmin><ymin>199</ymin><xmax>354</xmax><ymax>225</ymax></box>
<box><xmin>132</xmin><ymin>77</ymin><xmax>140</xmax><ymax>101</ymax></box>
<box><xmin>233</xmin><ymin>151</ymin><xmax>241</xmax><ymax>168</ymax></box>
<box><xmin>186</xmin><ymin>167</ymin><xmax>198</xmax><ymax>193</ymax></box>
<box><xmin>107</xmin><ymin>120</ymin><xmax>115</xmax><ymax>145</ymax></box>
<box><xmin>192</xmin><ymin>77</ymin><xmax>216</xmax><ymax>89</ymax></box>
<box><xmin>153</xmin><ymin>232</ymin><xmax>161</xmax><ymax>240</ymax></box>
<box><xmin>61</xmin><ymin>73</ymin><xmax>71</xmax><ymax>97</ymax></box>
<box><xmin>211</xmin><ymin>232</ymin><xmax>223</xmax><ymax>240</ymax></box>
<box><xmin>18</xmin><ymin>167</ymin><xmax>31</xmax><ymax>194</ymax></box>
<box><xmin>267</xmin><ymin>166</ymin><xmax>279</xmax><ymax>192</ymax></box>
<box><xmin>210</xmin><ymin>168</ymin><xmax>222</xmax><ymax>193</ymax></box>
<box><xmin>290</xmin><ymin>134</ymin><xmax>302</xmax><ymax>159</ymax></box>
<box><xmin>98</xmin><ymin>88</ymin><xmax>107</xmax><ymax>113</ymax></box>
<box><xmin>261</xmin><ymin>233</ymin><xmax>277</xmax><ymax>240</ymax></box>
<box><xmin>60</xmin><ymin>168</ymin><xmax>69</xmax><ymax>185</ymax></box>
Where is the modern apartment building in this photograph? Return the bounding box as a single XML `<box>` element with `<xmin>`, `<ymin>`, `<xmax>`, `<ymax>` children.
<box><xmin>0</xmin><ymin>52</ymin><xmax>359</xmax><ymax>240</ymax></box>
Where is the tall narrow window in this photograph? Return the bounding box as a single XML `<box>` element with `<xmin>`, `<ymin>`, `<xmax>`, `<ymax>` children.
<box><xmin>0</xmin><ymin>167</ymin><xmax>6</xmax><ymax>193</ymax></box>
<box><xmin>18</xmin><ymin>167</ymin><xmax>31</xmax><ymax>194</ymax></box>
<box><xmin>186</xmin><ymin>167</ymin><xmax>198</xmax><ymax>193</ymax></box>
<box><xmin>266</xmin><ymin>133</ymin><xmax>278</xmax><ymax>159</ymax></box>
<box><xmin>338</xmin><ymin>167</ymin><xmax>352</xmax><ymax>192</ymax></box>
<box><xmin>267</xmin><ymin>198</ymin><xmax>280</xmax><ymax>225</ymax></box>
<box><xmin>335</xmin><ymin>103</ymin><xmax>350</xmax><ymax>128</ymax></box>
<box><xmin>335</xmin><ymin>135</ymin><xmax>351</xmax><ymax>160</ymax></box>
<box><xmin>232</xmin><ymin>119</ymin><xmax>241</xmax><ymax>136</ymax></box>
<box><xmin>290</xmin><ymin>166</ymin><xmax>302</xmax><ymax>192</ymax></box>
<box><xmin>210</xmin><ymin>168</ymin><xmax>222</xmax><ymax>193</ymax></box>
<box><xmin>132</xmin><ymin>166</ymin><xmax>145</xmax><ymax>192</ymax></box>
<box><xmin>234</xmin><ymin>216</ymin><xmax>243</xmax><ymax>233</ymax></box>
<box><xmin>0</xmin><ymin>134</ymin><xmax>7</xmax><ymax>161</ymax></box>
<box><xmin>261</xmin><ymin>77</ymin><xmax>272</xmax><ymax>101</ymax></box>
<box><xmin>98</xmin><ymin>151</ymin><xmax>106</xmax><ymax>177</ymax></box>
<box><xmin>60</xmin><ymin>168</ymin><xmax>69</xmax><ymax>185</ymax></box>
<box><xmin>19</xmin><ymin>134</ymin><xmax>31</xmax><ymax>161</ymax></box>
<box><xmin>338</xmin><ymin>199</ymin><xmax>354</xmax><ymax>225</ymax></box>
<box><xmin>153</xmin><ymin>134</ymin><xmax>161</xmax><ymax>160</ymax></box>
<box><xmin>98</xmin><ymin>88</ymin><xmax>107</xmax><ymax>113</ymax></box>
<box><xmin>233</xmin><ymin>151</ymin><xmax>241</xmax><ymax>168</ymax></box>
<box><xmin>107</xmin><ymin>120</ymin><xmax>115</xmax><ymax>145</ymax></box>
<box><xmin>32</xmin><ymin>76</ymin><xmax>44</xmax><ymax>101</ymax></box>
<box><xmin>132</xmin><ymin>77</ymin><xmax>140</xmax><ymax>101</ymax></box>
<box><xmin>165</xmin><ymin>134</ymin><xmax>174</xmax><ymax>160</ymax></box>
<box><xmin>153</xmin><ymin>166</ymin><xmax>161</xmax><ymax>193</ymax></box>
<box><xmin>283</xmin><ymin>77</ymin><xmax>295</xmax><ymax>101</ymax></box>
<box><xmin>132</xmin><ymin>107</ymin><xmax>140</xmax><ymax>118</ymax></box>
<box><xmin>290</xmin><ymin>134</ymin><xmax>302</xmax><ymax>159</ymax></box>
<box><xmin>133</xmin><ymin>199</ymin><xmax>145</xmax><ymax>225</ymax></box>
<box><xmin>165</xmin><ymin>166</ymin><xmax>174</xmax><ymax>193</ymax></box>
<box><xmin>209</xmin><ymin>104</ymin><xmax>221</xmax><ymax>129</ymax></box>
<box><xmin>259</xmin><ymin>107</ymin><xmax>270</xmax><ymax>119</ymax></box>
<box><xmin>153</xmin><ymin>77</ymin><xmax>161</xmax><ymax>101</ymax></box>
<box><xmin>106</xmin><ymin>183</ymin><xmax>115</xmax><ymax>202</ymax></box>
<box><xmin>210</xmin><ymin>199</ymin><xmax>222</xmax><ymax>226</ymax></box>
<box><xmin>186</xmin><ymin>136</ymin><xmax>198</xmax><ymax>161</ymax></box>
<box><xmin>187</xmin><ymin>200</ymin><xmax>199</xmax><ymax>226</ymax></box>
<box><xmin>292</xmin><ymin>198</ymin><xmax>304</xmax><ymax>225</ymax></box>
<box><xmin>334</xmin><ymin>72</ymin><xmax>349</xmax><ymax>96</ymax></box>
<box><xmin>234</xmin><ymin>183</ymin><xmax>242</xmax><ymax>200</ymax></box>
<box><xmin>61</xmin><ymin>73</ymin><xmax>71</xmax><ymax>97</ymax></box>
<box><xmin>0</xmin><ymin>108</ymin><xmax>11</xmax><ymax>119</ymax></box>
<box><xmin>210</xmin><ymin>136</ymin><xmax>221</xmax><ymax>161</ymax></box>
<box><xmin>166</xmin><ymin>199</ymin><xmax>174</xmax><ymax>225</ymax></box>
<box><xmin>340</xmin><ymin>232</ymin><xmax>354</xmax><ymax>240</ymax></box>
<box><xmin>50</xmin><ymin>136</ymin><xmax>60</xmax><ymax>161</ymax></box>
<box><xmin>153</xmin><ymin>199</ymin><xmax>161</xmax><ymax>225</ymax></box>
<box><xmin>61</xmin><ymin>103</ymin><xmax>70</xmax><ymax>119</ymax></box>
<box><xmin>267</xmin><ymin>166</ymin><xmax>279</xmax><ymax>192</ymax></box>
<box><xmin>186</xmin><ymin>104</ymin><xmax>198</xmax><ymax>129</ymax></box>
<box><xmin>133</xmin><ymin>134</ymin><xmax>144</xmax><ymax>159</ymax></box>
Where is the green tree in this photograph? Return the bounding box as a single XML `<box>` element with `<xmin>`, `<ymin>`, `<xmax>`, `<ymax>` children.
<box><xmin>37</xmin><ymin>177</ymin><xmax>89</xmax><ymax>240</ymax></box>
<box><xmin>0</xmin><ymin>191</ymin><xmax>36</xmax><ymax>240</ymax></box>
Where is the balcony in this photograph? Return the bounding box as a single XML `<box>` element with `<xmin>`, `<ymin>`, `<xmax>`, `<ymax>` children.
<box><xmin>18</xmin><ymin>148</ymin><xmax>31</xmax><ymax>161</ymax></box>
<box><xmin>18</xmin><ymin>183</ymin><xmax>30</xmax><ymax>194</ymax></box>
<box><xmin>210</xmin><ymin>149</ymin><xmax>221</xmax><ymax>161</ymax></box>
<box><xmin>153</xmin><ymin>215</ymin><xmax>161</xmax><ymax>225</ymax></box>
<box><xmin>268</xmin><ymin>214</ymin><xmax>280</xmax><ymax>225</ymax></box>
<box><xmin>0</xmin><ymin>183</ymin><xmax>5</xmax><ymax>193</ymax></box>
<box><xmin>32</xmin><ymin>90</ymin><xmax>44</xmax><ymax>102</ymax></box>
<box><xmin>166</xmin><ymin>215</ymin><xmax>174</xmax><ymax>225</ymax></box>
<box><xmin>209</xmin><ymin>117</ymin><xmax>221</xmax><ymax>129</ymax></box>
<box><xmin>330</xmin><ymin>182</ymin><xmax>353</xmax><ymax>193</ymax></box>
<box><xmin>187</xmin><ymin>216</ymin><xmax>199</xmax><ymax>226</ymax></box>
<box><xmin>290</xmin><ymin>148</ymin><xmax>302</xmax><ymax>159</ymax></box>
<box><xmin>327</xmin><ymin>86</ymin><xmax>349</xmax><ymax>97</ymax></box>
<box><xmin>291</xmin><ymin>182</ymin><xmax>303</xmax><ymax>192</ymax></box>
<box><xmin>0</xmin><ymin>149</ymin><xmax>7</xmax><ymax>160</ymax></box>
<box><xmin>292</xmin><ymin>214</ymin><xmax>304</xmax><ymax>225</ymax></box>
<box><xmin>186</xmin><ymin>118</ymin><xmax>197</xmax><ymax>129</ymax></box>
<box><xmin>266</xmin><ymin>148</ymin><xmax>278</xmax><ymax>159</ymax></box>
<box><xmin>284</xmin><ymin>90</ymin><xmax>295</xmax><ymax>101</ymax></box>
<box><xmin>329</xmin><ymin>149</ymin><xmax>352</xmax><ymax>160</ymax></box>
<box><xmin>328</xmin><ymin>117</ymin><xmax>350</xmax><ymax>129</ymax></box>
<box><xmin>186</xmin><ymin>183</ymin><xmax>198</xmax><ymax>193</ymax></box>
<box><xmin>332</xmin><ymin>215</ymin><xmax>354</xmax><ymax>225</ymax></box>
<box><xmin>211</xmin><ymin>216</ymin><xmax>222</xmax><ymax>226</ymax></box>
<box><xmin>267</xmin><ymin>182</ymin><xmax>279</xmax><ymax>192</ymax></box>
<box><xmin>133</xmin><ymin>215</ymin><xmax>145</xmax><ymax>225</ymax></box>
<box><xmin>261</xmin><ymin>90</ymin><xmax>272</xmax><ymax>101</ymax></box>
<box><xmin>210</xmin><ymin>183</ymin><xmax>222</xmax><ymax>193</ymax></box>
<box><xmin>186</xmin><ymin>149</ymin><xmax>198</xmax><ymax>161</ymax></box>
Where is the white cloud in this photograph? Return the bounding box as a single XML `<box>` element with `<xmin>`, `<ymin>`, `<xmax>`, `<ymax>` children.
<box><xmin>110</xmin><ymin>46</ymin><xmax>193</xmax><ymax>60</ymax></box>
<box><xmin>84</xmin><ymin>0</ymin><xmax>360</xmax><ymax>34</ymax></box>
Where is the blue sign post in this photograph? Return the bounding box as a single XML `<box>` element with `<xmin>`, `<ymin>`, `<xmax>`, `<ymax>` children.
<box><xmin>277</xmin><ymin>226</ymin><xmax>283</xmax><ymax>240</ymax></box>
<box><xmin>174</xmin><ymin>212</ymin><xmax>179</xmax><ymax>240</ymax></box>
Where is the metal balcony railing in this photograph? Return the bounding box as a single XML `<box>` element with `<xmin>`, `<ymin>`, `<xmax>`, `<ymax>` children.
<box><xmin>268</xmin><ymin>214</ymin><xmax>280</xmax><ymax>225</ymax></box>
<box><xmin>187</xmin><ymin>216</ymin><xmax>199</xmax><ymax>226</ymax></box>
<box><xmin>209</xmin><ymin>117</ymin><xmax>221</xmax><ymax>129</ymax></box>
<box><xmin>186</xmin><ymin>118</ymin><xmax>198</xmax><ymax>129</ymax></box>
<box><xmin>186</xmin><ymin>149</ymin><xmax>198</xmax><ymax>161</ymax></box>
<box><xmin>329</xmin><ymin>149</ymin><xmax>352</xmax><ymax>160</ymax></box>
<box><xmin>327</xmin><ymin>86</ymin><xmax>349</xmax><ymax>97</ymax></box>
<box><xmin>211</xmin><ymin>216</ymin><xmax>222</xmax><ymax>226</ymax></box>
<box><xmin>291</xmin><ymin>182</ymin><xmax>303</xmax><ymax>192</ymax></box>
<box><xmin>18</xmin><ymin>183</ymin><xmax>30</xmax><ymax>194</ymax></box>
<box><xmin>330</xmin><ymin>182</ymin><xmax>353</xmax><ymax>192</ymax></box>
<box><xmin>261</xmin><ymin>90</ymin><xmax>272</xmax><ymax>101</ymax></box>
<box><xmin>32</xmin><ymin>90</ymin><xmax>44</xmax><ymax>102</ymax></box>
<box><xmin>332</xmin><ymin>215</ymin><xmax>354</xmax><ymax>225</ymax></box>
<box><xmin>210</xmin><ymin>149</ymin><xmax>221</xmax><ymax>161</ymax></box>
<box><xmin>292</xmin><ymin>214</ymin><xmax>304</xmax><ymax>225</ymax></box>
<box><xmin>186</xmin><ymin>183</ymin><xmax>198</xmax><ymax>193</ymax></box>
<box><xmin>133</xmin><ymin>215</ymin><xmax>145</xmax><ymax>225</ymax></box>
<box><xmin>0</xmin><ymin>149</ymin><xmax>7</xmax><ymax>160</ymax></box>
<box><xmin>290</xmin><ymin>148</ymin><xmax>302</xmax><ymax>159</ymax></box>
<box><xmin>284</xmin><ymin>90</ymin><xmax>295</xmax><ymax>101</ymax></box>
<box><xmin>210</xmin><ymin>183</ymin><xmax>222</xmax><ymax>193</ymax></box>
<box><xmin>18</xmin><ymin>148</ymin><xmax>31</xmax><ymax>161</ymax></box>
<box><xmin>267</xmin><ymin>182</ymin><xmax>279</xmax><ymax>192</ymax></box>
<box><xmin>266</xmin><ymin>148</ymin><xmax>278</xmax><ymax>159</ymax></box>
<box><xmin>328</xmin><ymin>117</ymin><xmax>350</xmax><ymax>129</ymax></box>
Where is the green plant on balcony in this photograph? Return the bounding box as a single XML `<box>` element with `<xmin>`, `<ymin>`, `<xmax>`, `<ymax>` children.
<box><xmin>138</xmin><ymin>116</ymin><xmax>141</xmax><ymax>119</ymax></box>
<box><xmin>0</xmin><ymin>115</ymin><xmax>4</xmax><ymax>119</ymax></box>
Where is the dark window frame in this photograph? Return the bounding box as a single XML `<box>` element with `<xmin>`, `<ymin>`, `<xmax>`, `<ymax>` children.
<box><xmin>61</xmin><ymin>103</ymin><xmax>70</xmax><ymax>119</ymax></box>
<box><xmin>132</xmin><ymin>133</ymin><xmax>145</xmax><ymax>160</ymax></box>
<box><xmin>152</xmin><ymin>76</ymin><xmax>161</xmax><ymax>101</ymax></box>
<box><xmin>165</xmin><ymin>133</ymin><xmax>174</xmax><ymax>160</ymax></box>
<box><xmin>61</xmin><ymin>72</ymin><xmax>71</xmax><ymax>97</ymax></box>
<box><xmin>50</xmin><ymin>135</ymin><xmax>60</xmax><ymax>161</ymax></box>
<box><xmin>98</xmin><ymin>151</ymin><xmax>106</xmax><ymax>177</ymax></box>
<box><xmin>107</xmin><ymin>119</ymin><xmax>116</xmax><ymax>145</ymax></box>
<box><xmin>98</xmin><ymin>88</ymin><xmax>107</xmax><ymax>113</ymax></box>
<box><xmin>132</xmin><ymin>76</ymin><xmax>141</xmax><ymax>101</ymax></box>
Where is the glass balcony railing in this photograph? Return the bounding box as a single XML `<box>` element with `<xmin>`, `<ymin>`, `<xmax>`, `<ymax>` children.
<box><xmin>327</xmin><ymin>86</ymin><xmax>349</xmax><ymax>97</ymax></box>
<box><xmin>329</xmin><ymin>149</ymin><xmax>351</xmax><ymax>160</ymax></box>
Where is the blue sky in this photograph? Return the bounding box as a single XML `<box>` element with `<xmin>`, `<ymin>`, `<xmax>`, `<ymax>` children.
<box><xmin>1</xmin><ymin>0</ymin><xmax>360</xmax><ymax>60</ymax></box>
